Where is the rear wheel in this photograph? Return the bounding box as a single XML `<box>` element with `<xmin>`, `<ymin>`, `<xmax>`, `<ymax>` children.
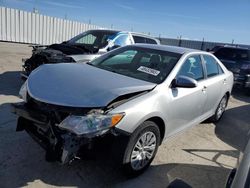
<box><xmin>210</xmin><ymin>94</ymin><xmax>228</xmax><ymax>122</ymax></box>
<box><xmin>121</xmin><ymin>121</ymin><xmax>161</xmax><ymax>177</ymax></box>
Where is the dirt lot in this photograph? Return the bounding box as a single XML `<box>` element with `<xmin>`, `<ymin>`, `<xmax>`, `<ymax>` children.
<box><xmin>0</xmin><ymin>41</ymin><xmax>250</xmax><ymax>188</ymax></box>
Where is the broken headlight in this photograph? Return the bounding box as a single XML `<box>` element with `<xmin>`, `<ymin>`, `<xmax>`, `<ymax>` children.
<box><xmin>58</xmin><ymin>113</ymin><xmax>124</xmax><ymax>136</ymax></box>
<box><xmin>19</xmin><ymin>81</ymin><xmax>28</xmax><ymax>102</ymax></box>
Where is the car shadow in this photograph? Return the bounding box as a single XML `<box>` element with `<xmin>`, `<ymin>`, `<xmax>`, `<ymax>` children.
<box><xmin>0</xmin><ymin>71</ymin><xmax>24</xmax><ymax>96</ymax></box>
<box><xmin>0</xmin><ymin>135</ymin><xmax>232</xmax><ymax>188</ymax></box>
<box><xmin>214</xmin><ymin>104</ymin><xmax>250</xmax><ymax>152</ymax></box>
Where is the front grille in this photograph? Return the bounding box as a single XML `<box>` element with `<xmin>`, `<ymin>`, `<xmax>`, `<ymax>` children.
<box><xmin>26</xmin><ymin>94</ymin><xmax>91</xmax><ymax>123</ymax></box>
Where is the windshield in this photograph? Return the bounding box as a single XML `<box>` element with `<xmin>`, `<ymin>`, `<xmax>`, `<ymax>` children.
<box><xmin>68</xmin><ymin>30</ymin><xmax>118</xmax><ymax>49</ymax></box>
<box><xmin>90</xmin><ymin>46</ymin><xmax>181</xmax><ymax>84</ymax></box>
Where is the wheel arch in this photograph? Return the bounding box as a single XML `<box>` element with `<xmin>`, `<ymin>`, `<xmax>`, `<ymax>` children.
<box><xmin>146</xmin><ymin>116</ymin><xmax>165</xmax><ymax>144</ymax></box>
<box><xmin>225</xmin><ymin>91</ymin><xmax>230</xmax><ymax>106</ymax></box>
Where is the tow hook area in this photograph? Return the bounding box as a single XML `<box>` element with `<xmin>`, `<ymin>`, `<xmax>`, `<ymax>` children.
<box><xmin>60</xmin><ymin>134</ymin><xmax>88</xmax><ymax>164</ymax></box>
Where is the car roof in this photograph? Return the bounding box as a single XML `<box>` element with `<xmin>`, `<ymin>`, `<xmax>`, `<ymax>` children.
<box><xmin>89</xmin><ymin>29</ymin><xmax>156</xmax><ymax>39</ymax></box>
<box><xmin>214</xmin><ymin>45</ymin><xmax>249</xmax><ymax>51</ymax></box>
<box><xmin>88</xmin><ymin>29</ymin><xmax>121</xmax><ymax>33</ymax></box>
<box><xmin>131</xmin><ymin>44</ymin><xmax>202</xmax><ymax>54</ymax></box>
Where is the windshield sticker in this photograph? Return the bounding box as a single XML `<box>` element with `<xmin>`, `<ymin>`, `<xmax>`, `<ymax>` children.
<box><xmin>137</xmin><ymin>66</ymin><xmax>160</xmax><ymax>76</ymax></box>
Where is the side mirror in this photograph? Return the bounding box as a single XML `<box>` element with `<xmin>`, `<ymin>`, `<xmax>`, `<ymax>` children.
<box><xmin>108</xmin><ymin>45</ymin><xmax>121</xmax><ymax>51</ymax></box>
<box><xmin>171</xmin><ymin>76</ymin><xmax>197</xmax><ymax>88</ymax></box>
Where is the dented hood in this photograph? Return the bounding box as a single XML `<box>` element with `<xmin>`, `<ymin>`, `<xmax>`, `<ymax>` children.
<box><xmin>27</xmin><ymin>63</ymin><xmax>156</xmax><ymax>107</ymax></box>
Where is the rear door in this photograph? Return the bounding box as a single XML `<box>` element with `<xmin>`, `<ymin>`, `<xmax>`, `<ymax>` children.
<box><xmin>201</xmin><ymin>54</ymin><xmax>226</xmax><ymax>115</ymax></box>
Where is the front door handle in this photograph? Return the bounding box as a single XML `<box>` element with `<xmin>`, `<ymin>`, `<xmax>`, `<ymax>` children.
<box><xmin>202</xmin><ymin>86</ymin><xmax>207</xmax><ymax>92</ymax></box>
<box><xmin>223</xmin><ymin>79</ymin><xmax>227</xmax><ymax>84</ymax></box>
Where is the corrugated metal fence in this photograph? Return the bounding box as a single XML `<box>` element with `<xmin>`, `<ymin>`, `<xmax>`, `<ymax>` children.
<box><xmin>1</xmin><ymin>6</ymin><xmax>250</xmax><ymax>49</ymax></box>
<box><xmin>0</xmin><ymin>6</ymin><xmax>100</xmax><ymax>45</ymax></box>
<box><xmin>159</xmin><ymin>38</ymin><xmax>250</xmax><ymax>51</ymax></box>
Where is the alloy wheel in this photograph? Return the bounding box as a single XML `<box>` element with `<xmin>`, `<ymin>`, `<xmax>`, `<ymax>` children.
<box><xmin>130</xmin><ymin>131</ymin><xmax>156</xmax><ymax>170</ymax></box>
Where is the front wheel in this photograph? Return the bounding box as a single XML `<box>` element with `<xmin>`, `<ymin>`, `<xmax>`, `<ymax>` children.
<box><xmin>210</xmin><ymin>94</ymin><xmax>228</xmax><ymax>122</ymax></box>
<box><xmin>121</xmin><ymin>121</ymin><xmax>161</xmax><ymax>177</ymax></box>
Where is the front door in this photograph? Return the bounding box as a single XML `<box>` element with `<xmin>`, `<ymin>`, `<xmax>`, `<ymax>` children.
<box><xmin>165</xmin><ymin>55</ymin><xmax>207</xmax><ymax>137</ymax></box>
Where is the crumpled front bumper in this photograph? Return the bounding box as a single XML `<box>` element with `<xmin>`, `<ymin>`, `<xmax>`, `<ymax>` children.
<box><xmin>11</xmin><ymin>102</ymin><xmax>129</xmax><ymax>164</ymax></box>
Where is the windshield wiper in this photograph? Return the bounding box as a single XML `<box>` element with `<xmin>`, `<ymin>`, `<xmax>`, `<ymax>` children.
<box><xmin>86</xmin><ymin>62</ymin><xmax>94</xmax><ymax>66</ymax></box>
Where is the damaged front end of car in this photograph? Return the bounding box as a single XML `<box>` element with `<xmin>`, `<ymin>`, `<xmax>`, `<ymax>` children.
<box><xmin>21</xmin><ymin>47</ymin><xmax>78</xmax><ymax>79</ymax></box>
<box><xmin>13</xmin><ymin>62</ymin><xmax>156</xmax><ymax>164</ymax></box>
<box><xmin>12</xmin><ymin>95</ymin><xmax>127</xmax><ymax>164</ymax></box>
<box><xmin>21</xmin><ymin>42</ymin><xmax>102</xmax><ymax>79</ymax></box>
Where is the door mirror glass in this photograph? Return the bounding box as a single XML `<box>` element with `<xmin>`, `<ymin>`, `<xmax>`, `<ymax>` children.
<box><xmin>172</xmin><ymin>76</ymin><xmax>197</xmax><ymax>88</ymax></box>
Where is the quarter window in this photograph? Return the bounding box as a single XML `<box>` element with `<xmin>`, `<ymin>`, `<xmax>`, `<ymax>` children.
<box><xmin>133</xmin><ymin>36</ymin><xmax>157</xmax><ymax>44</ymax></box>
<box><xmin>146</xmin><ymin>38</ymin><xmax>157</xmax><ymax>44</ymax></box>
<box><xmin>133</xmin><ymin>36</ymin><xmax>146</xmax><ymax>43</ymax></box>
<box><xmin>203</xmin><ymin>55</ymin><xmax>223</xmax><ymax>78</ymax></box>
<box><xmin>178</xmin><ymin>55</ymin><xmax>204</xmax><ymax>81</ymax></box>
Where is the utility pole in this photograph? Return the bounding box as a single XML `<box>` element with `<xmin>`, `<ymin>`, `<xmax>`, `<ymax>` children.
<box><xmin>33</xmin><ymin>0</ymin><xmax>38</xmax><ymax>14</ymax></box>
<box><xmin>64</xmin><ymin>13</ymin><xmax>67</xmax><ymax>20</ymax></box>
<box><xmin>201</xmin><ymin>37</ymin><xmax>205</xmax><ymax>50</ymax></box>
<box><xmin>178</xmin><ymin>35</ymin><xmax>182</xmax><ymax>47</ymax></box>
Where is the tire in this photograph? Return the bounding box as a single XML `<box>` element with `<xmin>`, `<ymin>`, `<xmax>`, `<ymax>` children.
<box><xmin>210</xmin><ymin>94</ymin><xmax>228</xmax><ymax>122</ymax></box>
<box><xmin>120</xmin><ymin>121</ymin><xmax>161</xmax><ymax>177</ymax></box>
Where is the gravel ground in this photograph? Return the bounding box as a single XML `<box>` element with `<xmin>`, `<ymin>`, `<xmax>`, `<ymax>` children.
<box><xmin>0</xmin><ymin>42</ymin><xmax>250</xmax><ymax>188</ymax></box>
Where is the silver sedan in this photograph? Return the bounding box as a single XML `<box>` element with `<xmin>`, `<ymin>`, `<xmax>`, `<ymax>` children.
<box><xmin>13</xmin><ymin>44</ymin><xmax>234</xmax><ymax>176</ymax></box>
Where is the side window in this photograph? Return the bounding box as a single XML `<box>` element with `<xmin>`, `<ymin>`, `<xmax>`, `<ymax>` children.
<box><xmin>178</xmin><ymin>55</ymin><xmax>204</xmax><ymax>81</ymax></box>
<box><xmin>203</xmin><ymin>55</ymin><xmax>222</xmax><ymax>78</ymax></box>
<box><xmin>113</xmin><ymin>35</ymin><xmax>131</xmax><ymax>47</ymax></box>
<box><xmin>133</xmin><ymin>36</ymin><xmax>146</xmax><ymax>43</ymax></box>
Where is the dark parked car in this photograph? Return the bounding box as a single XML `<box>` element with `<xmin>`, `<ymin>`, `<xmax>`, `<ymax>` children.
<box><xmin>212</xmin><ymin>46</ymin><xmax>250</xmax><ymax>95</ymax></box>
<box><xmin>21</xmin><ymin>29</ymin><xmax>159</xmax><ymax>79</ymax></box>
<box><xmin>226</xmin><ymin>138</ymin><xmax>250</xmax><ymax>188</ymax></box>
